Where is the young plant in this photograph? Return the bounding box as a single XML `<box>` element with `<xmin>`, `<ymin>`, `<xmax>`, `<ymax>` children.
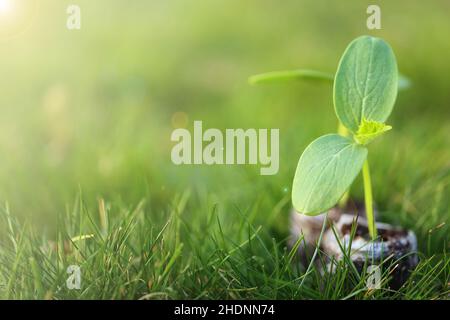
<box><xmin>291</xmin><ymin>35</ymin><xmax>399</xmax><ymax>240</ymax></box>
<box><xmin>249</xmin><ymin>43</ymin><xmax>409</xmax><ymax>209</ymax></box>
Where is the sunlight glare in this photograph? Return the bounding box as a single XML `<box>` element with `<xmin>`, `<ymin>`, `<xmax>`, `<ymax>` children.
<box><xmin>0</xmin><ymin>0</ymin><xmax>12</xmax><ymax>15</ymax></box>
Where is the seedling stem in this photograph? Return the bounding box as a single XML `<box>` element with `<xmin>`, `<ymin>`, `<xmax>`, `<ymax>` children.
<box><xmin>337</xmin><ymin>122</ymin><xmax>350</xmax><ymax>208</ymax></box>
<box><xmin>362</xmin><ymin>159</ymin><xmax>377</xmax><ymax>240</ymax></box>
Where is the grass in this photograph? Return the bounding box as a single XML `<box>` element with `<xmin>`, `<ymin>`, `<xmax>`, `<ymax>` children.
<box><xmin>0</xmin><ymin>181</ymin><xmax>448</xmax><ymax>299</ymax></box>
<box><xmin>0</xmin><ymin>0</ymin><xmax>449</xmax><ymax>299</ymax></box>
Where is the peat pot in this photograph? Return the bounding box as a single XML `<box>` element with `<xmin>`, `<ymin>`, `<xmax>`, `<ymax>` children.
<box><xmin>290</xmin><ymin>208</ymin><xmax>418</xmax><ymax>289</ymax></box>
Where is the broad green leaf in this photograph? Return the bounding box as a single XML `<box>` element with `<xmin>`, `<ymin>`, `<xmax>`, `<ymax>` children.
<box><xmin>354</xmin><ymin>118</ymin><xmax>392</xmax><ymax>145</ymax></box>
<box><xmin>249</xmin><ymin>68</ymin><xmax>409</xmax><ymax>91</ymax></box>
<box><xmin>334</xmin><ymin>36</ymin><xmax>398</xmax><ymax>132</ymax></box>
<box><xmin>292</xmin><ymin>134</ymin><xmax>367</xmax><ymax>215</ymax></box>
<box><xmin>248</xmin><ymin>69</ymin><xmax>334</xmax><ymax>85</ymax></box>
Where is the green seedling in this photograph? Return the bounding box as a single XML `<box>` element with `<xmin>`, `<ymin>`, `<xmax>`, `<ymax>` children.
<box><xmin>249</xmin><ymin>41</ymin><xmax>409</xmax><ymax>210</ymax></box>
<box><xmin>290</xmin><ymin>35</ymin><xmax>399</xmax><ymax>240</ymax></box>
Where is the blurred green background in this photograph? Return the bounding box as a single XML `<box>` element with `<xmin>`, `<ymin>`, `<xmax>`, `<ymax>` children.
<box><xmin>0</xmin><ymin>0</ymin><xmax>448</xmax><ymax>249</ymax></box>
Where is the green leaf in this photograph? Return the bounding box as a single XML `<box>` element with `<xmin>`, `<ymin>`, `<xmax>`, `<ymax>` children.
<box><xmin>354</xmin><ymin>118</ymin><xmax>392</xmax><ymax>145</ymax></box>
<box><xmin>292</xmin><ymin>134</ymin><xmax>367</xmax><ymax>215</ymax></box>
<box><xmin>248</xmin><ymin>69</ymin><xmax>334</xmax><ymax>85</ymax></box>
<box><xmin>249</xmin><ymin>69</ymin><xmax>409</xmax><ymax>91</ymax></box>
<box><xmin>333</xmin><ymin>36</ymin><xmax>398</xmax><ymax>132</ymax></box>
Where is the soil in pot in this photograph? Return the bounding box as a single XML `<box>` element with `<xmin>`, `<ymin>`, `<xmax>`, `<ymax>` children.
<box><xmin>289</xmin><ymin>200</ymin><xmax>377</xmax><ymax>263</ymax></box>
<box><xmin>322</xmin><ymin>214</ymin><xmax>418</xmax><ymax>289</ymax></box>
<box><xmin>290</xmin><ymin>203</ymin><xmax>418</xmax><ymax>289</ymax></box>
